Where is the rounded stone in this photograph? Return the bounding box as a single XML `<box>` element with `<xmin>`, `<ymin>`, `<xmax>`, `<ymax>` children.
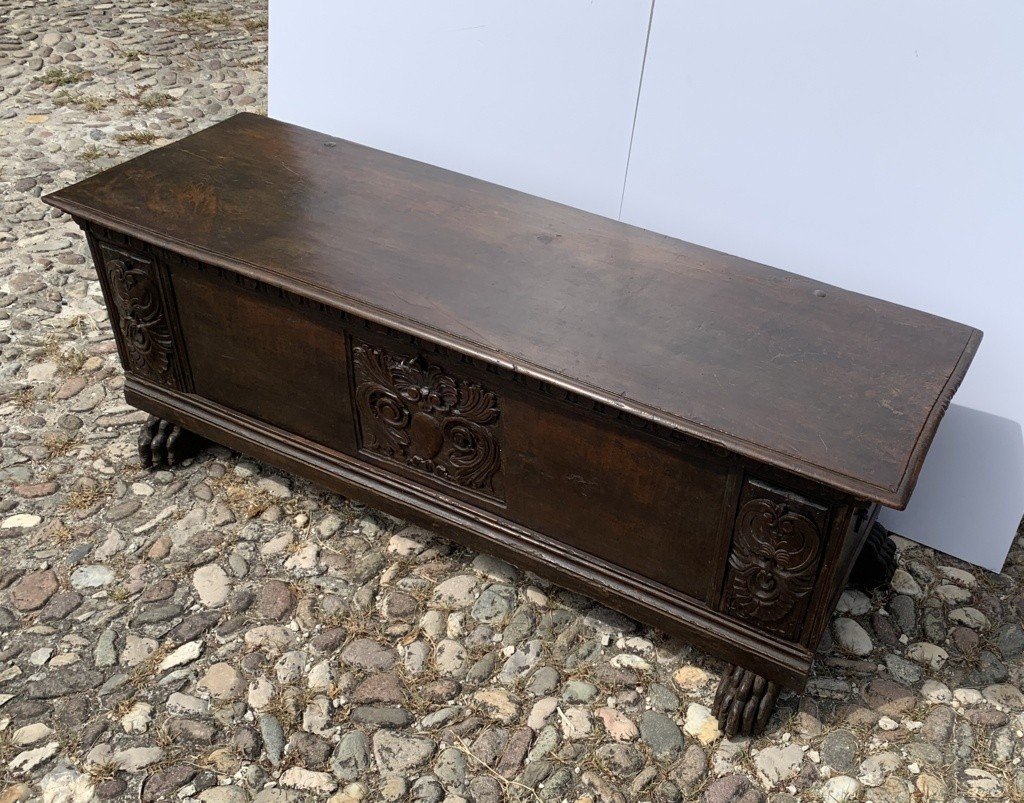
<box><xmin>639</xmin><ymin>711</ymin><xmax>683</xmax><ymax>759</ymax></box>
<box><xmin>372</xmin><ymin>731</ymin><xmax>436</xmax><ymax>774</ymax></box>
<box><xmin>833</xmin><ymin>617</ymin><xmax>873</xmax><ymax>656</ymax></box>
<box><xmin>198</xmin><ymin>662</ymin><xmax>245</xmax><ymax>700</ymax></box>
<box><xmin>192</xmin><ymin>563</ymin><xmax>231</xmax><ymax>607</ymax></box>
<box><xmin>256</xmin><ymin>579</ymin><xmax>296</xmax><ymax>619</ymax></box>
<box><xmin>10</xmin><ymin>569</ymin><xmax>58</xmax><ymax>611</ymax></box>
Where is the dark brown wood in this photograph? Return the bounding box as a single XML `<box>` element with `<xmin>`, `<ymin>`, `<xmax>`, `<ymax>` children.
<box><xmin>85</xmin><ymin>235</ymin><xmax>186</xmax><ymax>391</ymax></box>
<box><xmin>849</xmin><ymin>522</ymin><xmax>898</xmax><ymax>591</ymax></box>
<box><xmin>170</xmin><ymin>260</ymin><xmax>355</xmax><ymax>453</ymax></box>
<box><xmin>42</xmin><ymin>113</ymin><xmax>981</xmax><ymax>737</ymax></box>
<box><xmin>714</xmin><ymin>663</ymin><xmax>781</xmax><ymax>738</ymax></box>
<box><xmin>138</xmin><ymin>414</ymin><xmax>202</xmax><ymax>469</ymax></box>
<box><xmin>44</xmin><ymin>112</ymin><xmax>981</xmax><ymax>509</ymax></box>
<box><xmin>352</xmin><ymin>341</ymin><xmax>504</xmax><ymax>499</ymax></box>
<box><xmin>720</xmin><ymin>479</ymin><xmax>828</xmax><ymax>641</ymax></box>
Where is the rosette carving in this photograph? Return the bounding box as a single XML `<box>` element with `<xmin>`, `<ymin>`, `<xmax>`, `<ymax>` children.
<box><xmin>722</xmin><ymin>480</ymin><xmax>826</xmax><ymax>639</ymax></box>
<box><xmin>353</xmin><ymin>341</ymin><xmax>503</xmax><ymax>498</ymax></box>
<box><xmin>99</xmin><ymin>243</ymin><xmax>178</xmax><ymax>387</ymax></box>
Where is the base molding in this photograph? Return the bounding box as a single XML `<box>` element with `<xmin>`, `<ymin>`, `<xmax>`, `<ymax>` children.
<box><xmin>125</xmin><ymin>376</ymin><xmax>814</xmax><ymax>690</ymax></box>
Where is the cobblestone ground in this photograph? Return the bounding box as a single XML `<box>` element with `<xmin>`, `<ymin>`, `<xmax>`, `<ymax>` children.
<box><xmin>2</xmin><ymin>2</ymin><xmax>1024</xmax><ymax>802</ymax></box>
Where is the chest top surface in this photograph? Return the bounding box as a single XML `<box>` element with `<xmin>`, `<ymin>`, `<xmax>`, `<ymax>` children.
<box><xmin>43</xmin><ymin>113</ymin><xmax>980</xmax><ymax>507</ymax></box>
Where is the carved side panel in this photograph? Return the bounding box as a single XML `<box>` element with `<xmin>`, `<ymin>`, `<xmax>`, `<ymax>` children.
<box><xmin>352</xmin><ymin>340</ymin><xmax>504</xmax><ymax>500</ymax></box>
<box><xmin>721</xmin><ymin>478</ymin><xmax>828</xmax><ymax>640</ymax></box>
<box><xmin>95</xmin><ymin>240</ymin><xmax>181</xmax><ymax>389</ymax></box>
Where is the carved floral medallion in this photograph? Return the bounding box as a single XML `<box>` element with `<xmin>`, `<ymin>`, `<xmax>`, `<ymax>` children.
<box><xmin>722</xmin><ymin>481</ymin><xmax>825</xmax><ymax>639</ymax></box>
<box><xmin>99</xmin><ymin>243</ymin><xmax>178</xmax><ymax>387</ymax></box>
<box><xmin>352</xmin><ymin>341</ymin><xmax>503</xmax><ymax>499</ymax></box>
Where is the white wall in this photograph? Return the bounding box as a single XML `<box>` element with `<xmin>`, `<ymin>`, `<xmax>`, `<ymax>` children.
<box><xmin>269</xmin><ymin>0</ymin><xmax>1023</xmax><ymax>571</ymax></box>
<box><xmin>619</xmin><ymin>1</ymin><xmax>1024</xmax><ymax>571</ymax></box>
<box><xmin>269</xmin><ymin>0</ymin><xmax>653</xmax><ymax>219</ymax></box>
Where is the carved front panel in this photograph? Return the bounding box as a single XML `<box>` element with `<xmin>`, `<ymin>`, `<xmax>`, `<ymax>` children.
<box><xmin>96</xmin><ymin>242</ymin><xmax>180</xmax><ymax>389</ymax></box>
<box><xmin>352</xmin><ymin>341</ymin><xmax>504</xmax><ymax>500</ymax></box>
<box><xmin>721</xmin><ymin>478</ymin><xmax>828</xmax><ymax>640</ymax></box>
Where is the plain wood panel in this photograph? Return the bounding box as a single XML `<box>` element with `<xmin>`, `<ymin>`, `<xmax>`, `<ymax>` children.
<box><xmin>503</xmin><ymin>393</ymin><xmax>730</xmax><ymax>602</ymax></box>
<box><xmin>171</xmin><ymin>263</ymin><xmax>356</xmax><ymax>454</ymax></box>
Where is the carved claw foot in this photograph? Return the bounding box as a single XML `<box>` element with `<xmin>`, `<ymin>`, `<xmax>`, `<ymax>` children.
<box><xmin>138</xmin><ymin>415</ymin><xmax>200</xmax><ymax>469</ymax></box>
<box><xmin>713</xmin><ymin>663</ymin><xmax>781</xmax><ymax>738</ymax></box>
<box><xmin>849</xmin><ymin>521</ymin><xmax>897</xmax><ymax>591</ymax></box>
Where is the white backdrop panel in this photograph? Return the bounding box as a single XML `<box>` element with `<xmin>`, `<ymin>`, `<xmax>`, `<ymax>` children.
<box><xmin>621</xmin><ymin>1</ymin><xmax>1024</xmax><ymax>570</ymax></box>
<box><xmin>268</xmin><ymin>0</ymin><xmax>653</xmax><ymax>219</ymax></box>
<box><xmin>269</xmin><ymin>1</ymin><xmax>1023</xmax><ymax>570</ymax></box>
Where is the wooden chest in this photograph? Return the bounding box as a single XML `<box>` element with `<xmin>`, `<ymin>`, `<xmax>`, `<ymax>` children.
<box><xmin>43</xmin><ymin>113</ymin><xmax>981</xmax><ymax>736</ymax></box>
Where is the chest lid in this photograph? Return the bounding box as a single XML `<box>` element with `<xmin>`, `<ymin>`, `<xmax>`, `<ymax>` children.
<box><xmin>43</xmin><ymin>113</ymin><xmax>981</xmax><ymax>508</ymax></box>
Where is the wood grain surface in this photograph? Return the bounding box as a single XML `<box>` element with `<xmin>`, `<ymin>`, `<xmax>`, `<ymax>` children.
<box><xmin>43</xmin><ymin>113</ymin><xmax>981</xmax><ymax>507</ymax></box>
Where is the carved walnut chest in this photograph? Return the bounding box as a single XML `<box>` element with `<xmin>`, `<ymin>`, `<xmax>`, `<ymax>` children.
<box><xmin>43</xmin><ymin>113</ymin><xmax>981</xmax><ymax>735</ymax></box>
